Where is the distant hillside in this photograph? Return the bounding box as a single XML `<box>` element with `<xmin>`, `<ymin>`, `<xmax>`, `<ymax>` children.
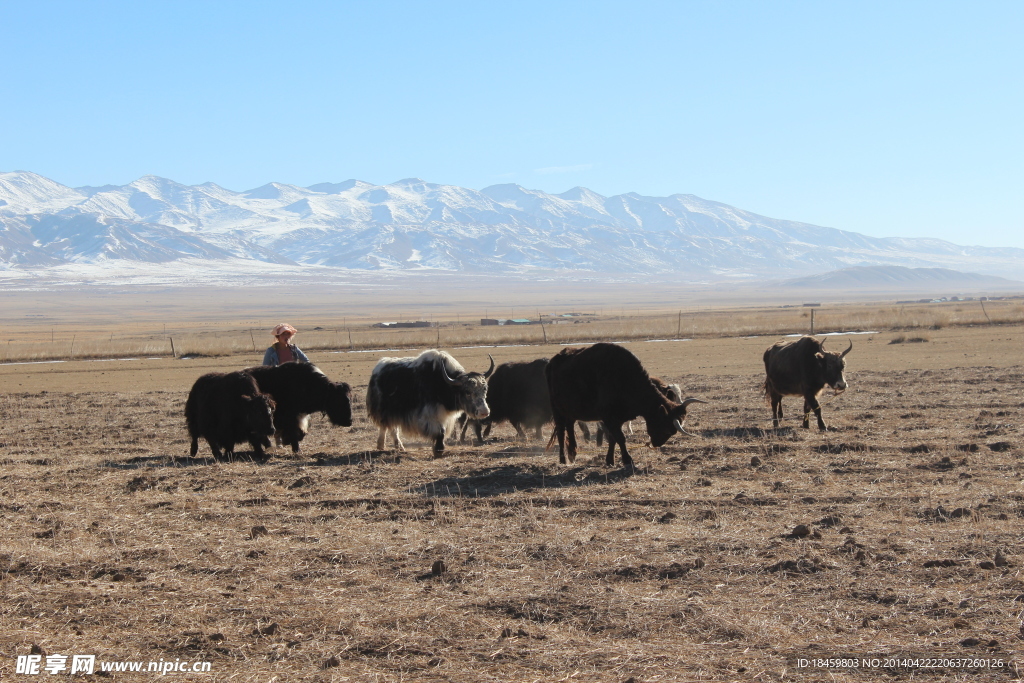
<box><xmin>3</xmin><ymin>170</ymin><xmax>1024</xmax><ymax>282</ymax></box>
<box><xmin>778</xmin><ymin>266</ymin><xmax>1022</xmax><ymax>290</ymax></box>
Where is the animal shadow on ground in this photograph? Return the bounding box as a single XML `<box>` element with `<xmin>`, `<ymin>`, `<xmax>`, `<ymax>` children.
<box><xmin>418</xmin><ymin>461</ymin><xmax>638</xmax><ymax>498</ymax></box>
<box><xmin>700</xmin><ymin>426</ymin><xmax>794</xmax><ymax>439</ymax></box>
<box><xmin>103</xmin><ymin>452</ymin><xmax>272</xmax><ymax>469</ymax></box>
<box><xmin>311</xmin><ymin>450</ymin><xmax>405</xmax><ymax>467</ymax></box>
<box><xmin>482</xmin><ymin>443</ymin><xmax>549</xmax><ymax>459</ymax></box>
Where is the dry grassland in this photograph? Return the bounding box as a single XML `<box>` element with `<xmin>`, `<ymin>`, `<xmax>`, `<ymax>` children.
<box><xmin>1</xmin><ymin>284</ymin><xmax>1021</xmax><ymax>363</ymax></box>
<box><xmin>0</xmin><ymin>304</ymin><xmax>1022</xmax><ymax>681</ymax></box>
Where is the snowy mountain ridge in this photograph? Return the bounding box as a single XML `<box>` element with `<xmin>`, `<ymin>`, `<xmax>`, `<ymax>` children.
<box><xmin>2</xmin><ymin>170</ymin><xmax>1022</xmax><ymax>280</ymax></box>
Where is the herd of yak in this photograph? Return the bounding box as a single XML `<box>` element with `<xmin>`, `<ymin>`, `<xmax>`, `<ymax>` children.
<box><xmin>185</xmin><ymin>336</ymin><xmax>853</xmax><ymax>468</ymax></box>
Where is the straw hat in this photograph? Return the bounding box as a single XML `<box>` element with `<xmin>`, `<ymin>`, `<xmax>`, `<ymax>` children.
<box><xmin>272</xmin><ymin>323</ymin><xmax>297</xmax><ymax>338</ymax></box>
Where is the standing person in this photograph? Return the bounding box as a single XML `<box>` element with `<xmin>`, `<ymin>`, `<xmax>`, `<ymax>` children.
<box><xmin>263</xmin><ymin>323</ymin><xmax>310</xmax><ymax>366</ymax></box>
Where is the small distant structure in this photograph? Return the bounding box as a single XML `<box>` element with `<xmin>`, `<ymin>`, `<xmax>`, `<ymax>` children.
<box><xmin>480</xmin><ymin>318</ymin><xmax>536</xmax><ymax>326</ymax></box>
<box><xmin>373</xmin><ymin>321</ymin><xmax>435</xmax><ymax>328</ymax></box>
<box><xmin>803</xmin><ymin>303</ymin><xmax>821</xmax><ymax>307</ymax></box>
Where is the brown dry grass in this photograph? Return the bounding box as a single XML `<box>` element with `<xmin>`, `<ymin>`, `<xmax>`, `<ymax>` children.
<box><xmin>1</xmin><ymin>290</ymin><xmax>1021</xmax><ymax>363</ymax></box>
<box><xmin>0</xmin><ymin>324</ymin><xmax>1022</xmax><ymax>681</ymax></box>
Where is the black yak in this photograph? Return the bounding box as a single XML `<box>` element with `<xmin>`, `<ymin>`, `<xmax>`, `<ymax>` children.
<box><xmin>185</xmin><ymin>371</ymin><xmax>276</xmax><ymax>459</ymax></box>
<box><xmin>763</xmin><ymin>336</ymin><xmax>852</xmax><ymax>430</ymax></box>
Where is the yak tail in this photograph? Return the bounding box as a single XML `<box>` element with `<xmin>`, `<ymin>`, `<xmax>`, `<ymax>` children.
<box><xmin>762</xmin><ymin>377</ymin><xmax>774</xmax><ymax>404</ymax></box>
<box><xmin>544</xmin><ymin>429</ymin><xmax>557</xmax><ymax>452</ymax></box>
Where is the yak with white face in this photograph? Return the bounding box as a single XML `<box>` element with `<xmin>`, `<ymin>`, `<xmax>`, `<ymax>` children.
<box><xmin>366</xmin><ymin>349</ymin><xmax>494</xmax><ymax>457</ymax></box>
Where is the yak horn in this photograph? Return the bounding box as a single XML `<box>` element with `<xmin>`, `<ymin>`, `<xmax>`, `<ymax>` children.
<box><xmin>841</xmin><ymin>340</ymin><xmax>853</xmax><ymax>358</ymax></box>
<box><xmin>483</xmin><ymin>354</ymin><xmax>495</xmax><ymax>378</ymax></box>
<box><xmin>675</xmin><ymin>418</ymin><xmax>699</xmax><ymax>437</ymax></box>
<box><xmin>680</xmin><ymin>397</ymin><xmax>707</xmax><ymax>407</ymax></box>
<box><xmin>440</xmin><ymin>361</ymin><xmax>459</xmax><ymax>386</ymax></box>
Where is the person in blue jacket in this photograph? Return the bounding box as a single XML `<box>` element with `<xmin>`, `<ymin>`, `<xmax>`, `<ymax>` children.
<box><xmin>263</xmin><ymin>323</ymin><xmax>310</xmax><ymax>366</ymax></box>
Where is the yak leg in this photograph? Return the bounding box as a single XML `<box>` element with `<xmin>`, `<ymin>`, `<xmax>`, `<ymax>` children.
<box><xmin>190</xmin><ymin>438</ymin><xmax>200</xmax><ymax>457</ymax></box>
<box><xmin>806</xmin><ymin>394</ymin><xmax>827</xmax><ymax>431</ymax></box>
<box><xmin>432</xmin><ymin>430</ymin><xmax>446</xmax><ymax>458</ymax></box>
<box><xmin>289</xmin><ymin>414</ymin><xmax>310</xmax><ymax>453</ymax></box>
<box><xmin>459</xmin><ymin>416</ymin><xmax>485</xmax><ymax>445</ymax></box>
<box><xmin>457</xmin><ymin>415</ymin><xmax>472</xmax><ymax>444</ymax></box>
<box><xmin>565</xmin><ymin>420</ymin><xmax>578</xmax><ymax>463</ymax></box>
<box><xmin>801</xmin><ymin>395</ymin><xmax>825</xmax><ymax>429</ymax></box>
<box><xmin>578</xmin><ymin>422</ymin><xmax>591</xmax><ymax>442</ymax></box>
<box><xmin>377</xmin><ymin>426</ymin><xmax>405</xmax><ymax>451</ymax></box>
<box><xmin>533</xmin><ymin>424</ymin><xmax>543</xmax><ymax>440</ymax></box>
<box><xmin>769</xmin><ymin>391</ymin><xmax>783</xmax><ymax>428</ymax></box>
<box><xmin>554</xmin><ymin>419</ymin><xmax>567</xmax><ymax>464</ymax></box>
<box><xmin>281</xmin><ymin>425</ymin><xmax>300</xmax><ymax>453</ymax></box>
<box><xmin>513</xmin><ymin>422</ymin><xmax>527</xmax><ymax>440</ymax></box>
<box><xmin>604</xmin><ymin>422</ymin><xmax>632</xmax><ymax>468</ymax></box>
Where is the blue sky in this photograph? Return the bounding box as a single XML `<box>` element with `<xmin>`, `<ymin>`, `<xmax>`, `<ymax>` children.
<box><xmin>2</xmin><ymin>0</ymin><xmax>1021</xmax><ymax>247</ymax></box>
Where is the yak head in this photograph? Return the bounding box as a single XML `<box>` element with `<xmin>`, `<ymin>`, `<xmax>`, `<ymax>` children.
<box><xmin>648</xmin><ymin>397</ymin><xmax>707</xmax><ymax>446</ymax></box>
<box><xmin>442</xmin><ymin>354</ymin><xmax>495</xmax><ymax>420</ymax></box>
<box><xmin>816</xmin><ymin>339</ymin><xmax>852</xmax><ymax>391</ymax></box>
<box><xmin>325</xmin><ymin>381</ymin><xmax>353</xmax><ymax>426</ymax></box>
<box><xmin>243</xmin><ymin>393</ymin><xmax>276</xmax><ymax>439</ymax></box>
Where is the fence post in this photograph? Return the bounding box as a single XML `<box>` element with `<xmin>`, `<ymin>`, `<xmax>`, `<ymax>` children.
<box><xmin>980</xmin><ymin>299</ymin><xmax>992</xmax><ymax>324</ymax></box>
<box><xmin>541</xmin><ymin>323</ymin><xmax>548</xmax><ymax>344</ymax></box>
<box><xmin>170</xmin><ymin>337</ymin><xmax>176</xmax><ymax>358</ymax></box>
<box><xmin>810</xmin><ymin>309</ymin><xmax>815</xmax><ymax>336</ymax></box>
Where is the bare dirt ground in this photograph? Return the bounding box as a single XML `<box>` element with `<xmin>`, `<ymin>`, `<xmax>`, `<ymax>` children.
<box><xmin>1</xmin><ymin>325</ymin><xmax>1022</xmax><ymax>681</ymax></box>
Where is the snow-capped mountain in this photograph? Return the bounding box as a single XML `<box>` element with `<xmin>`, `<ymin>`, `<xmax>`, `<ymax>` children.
<box><xmin>1</xmin><ymin>170</ymin><xmax>1021</xmax><ymax>280</ymax></box>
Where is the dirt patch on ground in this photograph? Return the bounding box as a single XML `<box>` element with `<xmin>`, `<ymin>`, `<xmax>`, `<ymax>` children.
<box><xmin>0</xmin><ymin>328</ymin><xmax>1022</xmax><ymax>681</ymax></box>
